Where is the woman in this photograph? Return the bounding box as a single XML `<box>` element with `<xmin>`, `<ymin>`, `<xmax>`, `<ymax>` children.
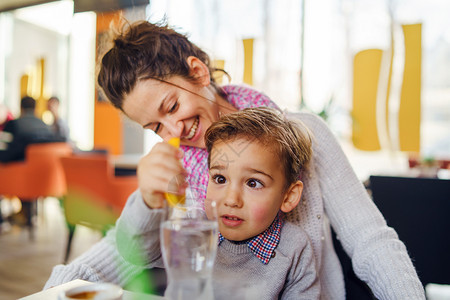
<box><xmin>45</xmin><ymin>20</ymin><xmax>424</xmax><ymax>299</ymax></box>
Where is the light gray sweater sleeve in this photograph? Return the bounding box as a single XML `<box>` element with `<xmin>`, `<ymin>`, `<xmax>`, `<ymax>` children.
<box><xmin>43</xmin><ymin>189</ymin><xmax>160</xmax><ymax>290</ymax></box>
<box><xmin>43</xmin><ymin>225</ymin><xmax>147</xmax><ymax>290</ymax></box>
<box><xmin>115</xmin><ymin>189</ymin><xmax>165</xmax><ymax>267</ymax></box>
<box><xmin>297</xmin><ymin>112</ymin><xmax>425</xmax><ymax>299</ymax></box>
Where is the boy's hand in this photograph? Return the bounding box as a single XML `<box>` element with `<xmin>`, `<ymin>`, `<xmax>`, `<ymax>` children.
<box><xmin>137</xmin><ymin>140</ymin><xmax>187</xmax><ymax>209</ymax></box>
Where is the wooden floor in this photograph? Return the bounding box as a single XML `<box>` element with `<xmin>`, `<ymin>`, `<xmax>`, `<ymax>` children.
<box><xmin>0</xmin><ymin>197</ymin><xmax>102</xmax><ymax>299</ymax></box>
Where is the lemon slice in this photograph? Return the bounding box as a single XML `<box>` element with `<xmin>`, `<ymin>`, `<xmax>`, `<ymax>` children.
<box><xmin>166</xmin><ymin>193</ymin><xmax>186</xmax><ymax>207</ymax></box>
<box><xmin>167</xmin><ymin>137</ymin><xmax>180</xmax><ymax>148</ymax></box>
<box><xmin>165</xmin><ymin>137</ymin><xmax>186</xmax><ymax>207</ymax></box>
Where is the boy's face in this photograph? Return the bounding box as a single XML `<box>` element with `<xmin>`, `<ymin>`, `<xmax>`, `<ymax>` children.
<box><xmin>206</xmin><ymin>137</ymin><xmax>289</xmax><ymax>242</ymax></box>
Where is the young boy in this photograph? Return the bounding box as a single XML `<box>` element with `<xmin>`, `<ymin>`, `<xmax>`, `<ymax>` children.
<box><xmin>116</xmin><ymin>107</ymin><xmax>319</xmax><ymax>299</ymax></box>
<box><xmin>204</xmin><ymin>107</ymin><xmax>318</xmax><ymax>299</ymax></box>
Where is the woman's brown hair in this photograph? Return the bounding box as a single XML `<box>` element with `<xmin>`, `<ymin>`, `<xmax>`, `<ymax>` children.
<box><xmin>97</xmin><ymin>20</ymin><xmax>226</xmax><ymax>111</ymax></box>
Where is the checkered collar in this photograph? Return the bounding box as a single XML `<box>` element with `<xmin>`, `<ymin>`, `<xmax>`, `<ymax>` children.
<box><xmin>218</xmin><ymin>212</ymin><xmax>284</xmax><ymax>265</ymax></box>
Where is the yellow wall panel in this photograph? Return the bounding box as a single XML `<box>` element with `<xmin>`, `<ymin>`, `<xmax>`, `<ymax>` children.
<box><xmin>242</xmin><ymin>38</ymin><xmax>254</xmax><ymax>86</ymax></box>
<box><xmin>399</xmin><ymin>24</ymin><xmax>421</xmax><ymax>152</ymax></box>
<box><xmin>384</xmin><ymin>39</ymin><xmax>394</xmax><ymax>145</ymax></box>
<box><xmin>213</xmin><ymin>59</ymin><xmax>225</xmax><ymax>84</ymax></box>
<box><xmin>20</xmin><ymin>74</ymin><xmax>28</xmax><ymax>99</ymax></box>
<box><xmin>352</xmin><ymin>49</ymin><xmax>382</xmax><ymax>150</ymax></box>
<box><xmin>35</xmin><ymin>58</ymin><xmax>46</xmax><ymax>118</ymax></box>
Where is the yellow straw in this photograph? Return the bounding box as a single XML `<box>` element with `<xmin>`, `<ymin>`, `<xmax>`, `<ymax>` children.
<box><xmin>164</xmin><ymin>137</ymin><xmax>186</xmax><ymax>207</ymax></box>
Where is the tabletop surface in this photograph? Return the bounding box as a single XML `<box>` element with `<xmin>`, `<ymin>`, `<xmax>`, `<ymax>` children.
<box><xmin>112</xmin><ymin>153</ymin><xmax>143</xmax><ymax>169</ymax></box>
<box><xmin>19</xmin><ymin>279</ymin><xmax>164</xmax><ymax>300</ymax></box>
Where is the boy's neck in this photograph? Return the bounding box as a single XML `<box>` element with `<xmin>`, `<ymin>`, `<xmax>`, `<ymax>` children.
<box><xmin>221</xmin><ymin>211</ymin><xmax>284</xmax><ymax>244</ymax></box>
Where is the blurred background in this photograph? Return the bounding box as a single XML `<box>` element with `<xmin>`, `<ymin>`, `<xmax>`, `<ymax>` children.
<box><xmin>1</xmin><ymin>0</ymin><xmax>449</xmax><ymax>179</ymax></box>
<box><xmin>0</xmin><ymin>0</ymin><xmax>449</xmax><ymax>298</ymax></box>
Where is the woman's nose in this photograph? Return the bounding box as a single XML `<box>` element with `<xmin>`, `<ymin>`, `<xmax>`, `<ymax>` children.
<box><xmin>164</xmin><ymin>120</ymin><xmax>184</xmax><ymax>138</ymax></box>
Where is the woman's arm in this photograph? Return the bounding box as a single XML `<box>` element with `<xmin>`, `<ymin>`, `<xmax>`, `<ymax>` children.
<box><xmin>44</xmin><ymin>190</ymin><xmax>164</xmax><ymax>290</ymax></box>
<box><xmin>44</xmin><ymin>139</ymin><xmax>182</xmax><ymax>290</ymax></box>
<box><xmin>44</xmin><ymin>224</ymin><xmax>149</xmax><ymax>290</ymax></box>
<box><xmin>115</xmin><ymin>139</ymin><xmax>187</xmax><ymax>265</ymax></box>
<box><xmin>115</xmin><ymin>189</ymin><xmax>165</xmax><ymax>266</ymax></box>
<box><xmin>295</xmin><ymin>112</ymin><xmax>425</xmax><ymax>300</ymax></box>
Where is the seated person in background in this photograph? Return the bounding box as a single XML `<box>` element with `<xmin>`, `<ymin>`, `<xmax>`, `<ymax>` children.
<box><xmin>116</xmin><ymin>107</ymin><xmax>319</xmax><ymax>299</ymax></box>
<box><xmin>0</xmin><ymin>103</ymin><xmax>13</xmax><ymax>231</ymax></box>
<box><xmin>0</xmin><ymin>96</ymin><xmax>60</xmax><ymax>163</ymax></box>
<box><xmin>47</xmin><ymin>96</ymin><xmax>70</xmax><ymax>142</ymax></box>
<box><xmin>0</xmin><ymin>96</ymin><xmax>60</xmax><ymax>226</ymax></box>
<box><xmin>0</xmin><ymin>103</ymin><xmax>13</xmax><ymax>131</ymax></box>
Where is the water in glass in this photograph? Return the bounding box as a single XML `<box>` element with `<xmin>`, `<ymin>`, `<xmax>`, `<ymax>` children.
<box><xmin>161</xmin><ymin>206</ymin><xmax>218</xmax><ymax>300</ymax></box>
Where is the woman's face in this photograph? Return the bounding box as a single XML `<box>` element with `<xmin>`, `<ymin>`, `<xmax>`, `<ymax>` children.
<box><xmin>123</xmin><ymin>76</ymin><xmax>232</xmax><ymax>148</ymax></box>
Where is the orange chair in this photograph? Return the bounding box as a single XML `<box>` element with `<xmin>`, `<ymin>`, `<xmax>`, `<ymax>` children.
<box><xmin>60</xmin><ymin>154</ymin><xmax>138</xmax><ymax>263</ymax></box>
<box><xmin>0</xmin><ymin>142</ymin><xmax>72</xmax><ymax>238</ymax></box>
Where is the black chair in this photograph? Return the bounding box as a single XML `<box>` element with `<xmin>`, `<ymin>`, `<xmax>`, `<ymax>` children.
<box><xmin>369</xmin><ymin>175</ymin><xmax>450</xmax><ymax>286</ymax></box>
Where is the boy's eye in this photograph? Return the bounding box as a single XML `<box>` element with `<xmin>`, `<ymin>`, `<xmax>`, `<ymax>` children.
<box><xmin>212</xmin><ymin>174</ymin><xmax>226</xmax><ymax>184</ymax></box>
<box><xmin>246</xmin><ymin>179</ymin><xmax>263</xmax><ymax>189</ymax></box>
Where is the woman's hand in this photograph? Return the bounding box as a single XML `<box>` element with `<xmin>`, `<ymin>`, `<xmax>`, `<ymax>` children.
<box><xmin>137</xmin><ymin>141</ymin><xmax>187</xmax><ymax>209</ymax></box>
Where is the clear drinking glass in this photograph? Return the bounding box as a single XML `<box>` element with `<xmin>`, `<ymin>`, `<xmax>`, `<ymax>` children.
<box><xmin>160</xmin><ymin>199</ymin><xmax>218</xmax><ymax>300</ymax></box>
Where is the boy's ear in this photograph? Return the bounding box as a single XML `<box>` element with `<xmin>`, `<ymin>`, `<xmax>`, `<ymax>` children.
<box><xmin>280</xmin><ymin>181</ymin><xmax>303</xmax><ymax>213</ymax></box>
<box><xmin>186</xmin><ymin>56</ymin><xmax>211</xmax><ymax>86</ymax></box>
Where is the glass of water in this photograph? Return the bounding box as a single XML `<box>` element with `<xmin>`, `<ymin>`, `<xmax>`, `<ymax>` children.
<box><xmin>160</xmin><ymin>199</ymin><xmax>218</xmax><ymax>300</ymax></box>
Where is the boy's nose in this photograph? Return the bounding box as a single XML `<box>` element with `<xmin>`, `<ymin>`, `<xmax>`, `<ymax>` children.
<box><xmin>224</xmin><ymin>186</ymin><xmax>243</xmax><ymax>208</ymax></box>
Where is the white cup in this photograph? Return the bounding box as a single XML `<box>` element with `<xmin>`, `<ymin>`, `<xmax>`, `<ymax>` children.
<box><xmin>58</xmin><ymin>283</ymin><xmax>123</xmax><ymax>300</ymax></box>
<box><xmin>426</xmin><ymin>283</ymin><xmax>450</xmax><ymax>300</ymax></box>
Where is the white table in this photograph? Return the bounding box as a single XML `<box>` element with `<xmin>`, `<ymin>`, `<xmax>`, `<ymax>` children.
<box><xmin>112</xmin><ymin>154</ymin><xmax>142</xmax><ymax>169</ymax></box>
<box><xmin>19</xmin><ymin>279</ymin><xmax>164</xmax><ymax>300</ymax></box>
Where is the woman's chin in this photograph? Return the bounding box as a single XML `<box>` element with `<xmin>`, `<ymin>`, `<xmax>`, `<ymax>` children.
<box><xmin>189</xmin><ymin>139</ymin><xmax>206</xmax><ymax>149</ymax></box>
<box><xmin>182</xmin><ymin>136</ymin><xmax>206</xmax><ymax>149</ymax></box>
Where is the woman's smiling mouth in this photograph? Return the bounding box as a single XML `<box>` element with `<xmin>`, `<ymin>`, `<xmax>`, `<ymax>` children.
<box><xmin>185</xmin><ymin>116</ymin><xmax>199</xmax><ymax>140</ymax></box>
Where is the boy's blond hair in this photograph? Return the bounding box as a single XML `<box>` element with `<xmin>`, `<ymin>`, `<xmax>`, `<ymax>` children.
<box><xmin>205</xmin><ymin>107</ymin><xmax>312</xmax><ymax>189</ymax></box>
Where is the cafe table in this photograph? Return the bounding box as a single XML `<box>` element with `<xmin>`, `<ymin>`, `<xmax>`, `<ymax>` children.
<box><xmin>112</xmin><ymin>153</ymin><xmax>142</xmax><ymax>176</ymax></box>
<box><xmin>19</xmin><ymin>279</ymin><xmax>164</xmax><ymax>300</ymax></box>
<box><xmin>112</xmin><ymin>153</ymin><xmax>142</xmax><ymax>170</ymax></box>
